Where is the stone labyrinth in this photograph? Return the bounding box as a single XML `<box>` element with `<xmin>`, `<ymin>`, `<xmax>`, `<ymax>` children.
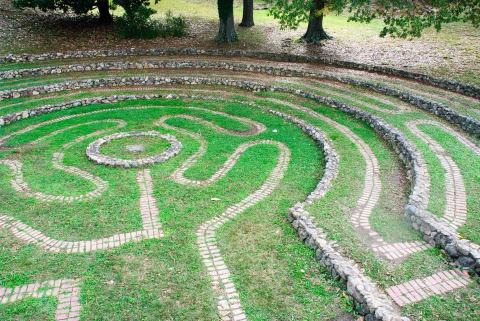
<box><xmin>0</xmin><ymin>49</ymin><xmax>479</xmax><ymax>321</ymax></box>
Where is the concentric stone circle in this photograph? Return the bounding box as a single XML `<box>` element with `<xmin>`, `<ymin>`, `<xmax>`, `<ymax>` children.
<box><xmin>86</xmin><ymin>131</ymin><xmax>182</xmax><ymax>168</ymax></box>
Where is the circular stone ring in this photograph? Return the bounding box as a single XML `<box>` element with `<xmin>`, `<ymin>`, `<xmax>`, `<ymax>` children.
<box><xmin>86</xmin><ymin>131</ymin><xmax>182</xmax><ymax>168</ymax></box>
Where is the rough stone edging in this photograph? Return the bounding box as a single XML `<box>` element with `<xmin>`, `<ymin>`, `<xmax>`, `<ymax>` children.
<box><xmin>0</xmin><ymin>47</ymin><xmax>478</xmax><ymax>99</ymax></box>
<box><xmin>0</xmin><ymin>76</ymin><xmax>478</xmax><ymax>275</ymax></box>
<box><xmin>276</xmin><ymin>86</ymin><xmax>480</xmax><ymax>274</ymax></box>
<box><xmin>1</xmin><ymin>60</ymin><xmax>478</xmax><ymax>138</ymax></box>
<box><xmin>270</xmin><ymin>110</ymin><xmax>407</xmax><ymax>321</ymax></box>
<box><xmin>0</xmin><ymin>91</ymin><xmax>407</xmax><ymax>320</ymax></box>
<box><xmin>86</xmin><ymin>131</ymin><xmax>182</xmax><ymax>168</ymax></box>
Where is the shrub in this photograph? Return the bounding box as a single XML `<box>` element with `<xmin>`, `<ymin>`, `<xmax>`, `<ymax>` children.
<box><xmin>159</xmin><ymin>11</ymin><xmax>188</xmax><ymax>37</ymax></box>
<box><xmin>116</xmin><ymin>6</ymin><xmax>159</xmax><ymax>39</ymax></box>
<box><xmin>116</xmin><ymin>9</ymin><xmax>187</xmax><ymax>39</ymax></box>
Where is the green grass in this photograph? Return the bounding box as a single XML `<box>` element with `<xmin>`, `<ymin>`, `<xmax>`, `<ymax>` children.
<box><xmin>0</xmin><ymin>97</ymin><xmax>353</xmax><ymax>320</ymax></box>
<box><xmin>285</xmin><ymin>80</ymin><xmax>480</xmax><ymax>238</ymax></box>
<box><xmin>100</xmin><ymin>135</ymin><xmax>173</xmax><ymax>160</ymax></box>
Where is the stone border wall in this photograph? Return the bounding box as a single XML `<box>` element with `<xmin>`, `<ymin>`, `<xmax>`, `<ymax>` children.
<box><xmin>270</xmin><ymin>110</ymin><xmax>407</xmax><ymax>321</ymax></box>
<box><xmin>86</xmin><ymin>131</ymin><xmax>182</xmax><ymax>168</ymax></box>
<box><xmin>0</xmin><ymin>76</ymin><xmax>478</xmax><ymax>275</ymax></box>
<box><xmin>0</xmin><ymin>90</ymin><xmax>408</xmax><ymax>321</ymax></box>
<box><xmin>1</xmin><ymin>60</ymin><xmax>478</xmax><ymax>138</ymax></box>
<box><xmin>0</xmin><ymin>48</ymin><xmax>478</xmax><ymax>99</ymax></box>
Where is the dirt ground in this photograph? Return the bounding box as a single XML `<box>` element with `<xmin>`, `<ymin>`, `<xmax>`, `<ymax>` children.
<box><xmin>0</xmin><ymin>0</ymin><xmax>479</xmax><ymax>85</ymax></box>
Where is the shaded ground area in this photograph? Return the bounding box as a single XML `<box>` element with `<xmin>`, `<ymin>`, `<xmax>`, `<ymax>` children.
<box><xmin>0</xmin><ymin>0</ymin><xmax>479</xmax><ymax>85</ymax></box>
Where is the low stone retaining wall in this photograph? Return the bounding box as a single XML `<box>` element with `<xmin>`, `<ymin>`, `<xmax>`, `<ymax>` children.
<box><xmin>1</xmin><ymin>47</ymin><xmax>479</xmax><ymax>99</ymax></box>
<box><xmin>270</xmin><ymin>111</ymin><xmax>407</xmax><ymax>321</ymax></box>
<box><xmin>0</xmin><ymin>90</ymin><xmax>407</xmax><ymax>320</ymax></box>
<box><xmin>86</xmin><ymin>131</ymin><xmax>182</xmax><ymax>168</ymax></box>
<box><xmin>1</xmin><ymin>59</ymin><xmax>478</xmax><ymax>138</ymax></box>
<box><xmin>0</xmin><ymin>76</ymin><xmax>478</xmax><ymax>276</ymax></box>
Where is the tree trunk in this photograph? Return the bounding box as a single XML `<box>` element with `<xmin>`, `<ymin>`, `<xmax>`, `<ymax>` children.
<box><xmin>239</xmin><ymin>0</ymin><xmax>254</xmax><ymax>27</ymax></box>
<box><xmin>97</xmin><ymin>0</ymin><xmax>113</xmax><ymax>24</ymax></box>
<box><xmin>216</xmin><ymin>0</ymin><xmax>238</xmax><ymax>43</ymax></box>
<box><xmin>302</xmin><ymin>0</ymin><xmax>331</xmax><ymax>43</ymax></box>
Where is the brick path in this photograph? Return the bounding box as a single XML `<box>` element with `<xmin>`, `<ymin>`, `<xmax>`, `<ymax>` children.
<box><xmin>266</xmin><ymin>98</ymin><xmax>431</xmax><ymax>260</ymax></box>
<box><xmin>196</xmin><ymin>141</ymin><xmax>290</xmax><ymax>321</ymax></box>
<box><xmin>0</xmin><ymin>167</ymin><xmax>162</xmax><ymax>252</ymax></box>
<box><xmin>156</xmin><ymin>110</ymin><xmax>286</xmax><ymax>320</ymax></box>
<box><xmin>0</xmin><ymin>279</ymin><xmax>81</xmax><ymax>321</ymax></box>
<box><xmin>0</xmin><ymin>82</ymin><xmax>478</xmax><ymax>319</ymax></box>
<box><xmin>155</xmin><ymin>113</ymin><xmax>266</xmax><ymax>187</ymax></box>
<box><xmin>386</xmin><ymin>269</ymin><xmax>470</xmax><ymax>307</ymax></box>
<box><xmin>264</xmin><ymin>98</ymin><xmax>474</xmax><ymax>306</ymax></box>
<box><xmin>407</xmin><ymin>120</ymin><xmax>470</xmax><ymax>230</ymax></box>
<box><xmin>0</xmin><ymin>154</ymin><xmax>107</xmax><ymax>203</ymax></box>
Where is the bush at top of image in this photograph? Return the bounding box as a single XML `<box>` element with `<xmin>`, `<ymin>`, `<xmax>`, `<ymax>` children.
<box><xmin>160</xmin><ymin>11</ymin><xmax>188</xmax><ymax>38</ymax></box>
<box><xmin>117</xmin><ymin>7</ymin><xmax>187</xmax><ymax>39</ymax></box>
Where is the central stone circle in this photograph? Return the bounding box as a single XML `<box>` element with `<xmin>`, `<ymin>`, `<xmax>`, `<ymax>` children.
<box><xmin>86</xmin><ymin>131</ymin><xmax>182</xmax><ymax>168</ymax></box>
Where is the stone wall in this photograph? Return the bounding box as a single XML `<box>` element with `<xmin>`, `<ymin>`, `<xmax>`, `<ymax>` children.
<box><xmin>1</xmin><ymin>48</ymin><xmax>479</xmax><ymax>99</ymax></box>
<box><xmin>0</xmin><ymin>75</ymin><xmax>478</xmax><ymax>277</ymax></box>
<box><xmin>1</xmin><ymin>59</ymin><xmax>478</xmax><ymax>138</ymax></box>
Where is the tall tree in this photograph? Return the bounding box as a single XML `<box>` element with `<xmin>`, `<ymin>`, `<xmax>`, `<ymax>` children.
<box><xmin>302</xmin><ymin>0</ymin><xmax>331</xmax><ymax>42</ymax></box>
<box><xmin>97</xmin><ymin>0</ymin><xmax>113</xmax><ymax>24</ymax></box>
<box><xmin>269</xmin><ymin>0</ymin><xmax>330</xmax><ymax>44</ymax></box>
<box><xmin>216</xmin><ymin>0</ymin><xmax>238</xmax><ymax>43</ymax></box>
<box><xmin>269</xmin><ymin>0</ymin><xmax>480</xmax><ymax>42</ymax></box>
<box><xmin>239</xmin><ymin>0</ymin><xmax>255</xmax><ymax>27</ymax></box>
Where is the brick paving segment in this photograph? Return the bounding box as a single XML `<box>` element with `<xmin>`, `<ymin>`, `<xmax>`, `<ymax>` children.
<box><xmin>0</xmin><ymin>279</ymin><xmax>81</xmax><ymax>321</ymax></box>
<box><xmin>0</xmin><ymin>168</ymin><xmax>163</xmax><ymax>252</ymax></box>
<box><xmin>386</xmin><ymin>269</ymin><xmax>471</xmax><ymax>306</ymax></box>
<box><xmin>0</xmin><ymin>75</ymin><xmax>478</xmax><ymax>319</ymax></box>
<box><xmin>137</xmin><ymin>168</ymin><xmax>164</xmax><ymax>236</ymax></box>
<box><xmin>266</xmin><ymin>98</ymin><xmax>431</xmax><ymax>260</ymax></box>
<box><xmin>197</xmin><ymin>141</ymin><xmax>290</xmax><ymax>321</ymax></box>
<box><xmin>407</xmin><ymin>120</ymin><xmax>471</xmax><ymax>230</ymax></box>
<box><xmin>0</xmin><ymin>155</ymin><xmax>108</xmax><ymax>203</ymax></box>
<box><xmin>155</xmin><ymin>113</ymin><xmax>266</xmax><ymax>187</ymax></box>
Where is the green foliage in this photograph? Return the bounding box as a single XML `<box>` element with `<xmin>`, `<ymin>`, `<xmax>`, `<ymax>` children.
<box><xmin>116</xmin><ymin>5</ymin><xmax>159</xmax><ymax>38</ymax></box>
<box><xmin>114</xmin><ymin>0</ymin><xmax>158</xmax><ymax>16</ymax></box>
<box><xmin>160</xmin><ymin>11</ymin><xmax>188</xmax><ymax>37</ymax></box>
<box><xmin>333</xmin><ymin>0</ymin><xmax>480</xmax><ymax>38</ymax></box>
<box><xmin>268</xmin><ymin>0</ymin><xmax>480</xmax><ymax>38</ymax></box>
<box><xmin>268</xmin><ymin>0</ymin><xmax>315</xmax><ymax>31</ymax></box>
<box><xmin>114</xmin><ymin>0</ymin><xmax>189</xmax><ymax>39</ymax></box>
<box><xmin>13</xmin><ymin>0</ymin><xmax>98</xmax><ymax>15</ymax></box>
<box><xmin>117</xmin><ymin>9</ymin><xmax>187</xmax><ymax>38</ymax></box>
